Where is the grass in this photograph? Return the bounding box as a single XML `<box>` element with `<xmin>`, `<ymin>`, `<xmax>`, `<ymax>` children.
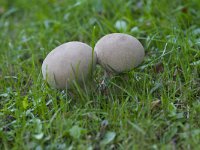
<box><xmin>0</xmin><ymin>0</ymin><xmax>200</xmax><ymax>149</ymax></box>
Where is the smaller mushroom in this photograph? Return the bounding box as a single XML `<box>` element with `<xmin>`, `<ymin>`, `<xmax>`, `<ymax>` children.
<box><xmin>42</xmin><ymin>41</ymin><xmax>96</xmax><ymax>89</ymax></box>
<box><xmin>94</xmin><ymin>33</ymin><xmax>145</xmax><ymax>73</ymax></box>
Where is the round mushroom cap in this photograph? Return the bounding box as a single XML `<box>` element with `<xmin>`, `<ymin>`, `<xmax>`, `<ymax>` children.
<box><xmin>42</xmin><ymin>41</ymin><xmax>96</xmax><ymax>89</ymax></box>
<box><xmin>94</xmin><ymin>33</ymin><xmax>145</xmax><ymax>73</ymax></box>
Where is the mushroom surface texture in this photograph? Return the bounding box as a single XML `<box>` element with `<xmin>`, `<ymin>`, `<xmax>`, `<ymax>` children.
<box><xmin>94</xmin><ymin>33</ymin><xmax>145</xmax><ymax>73</ymax></box>
<box><xmin>42</xmin><ymin>41</ymin><xmax>96</xmax><ymax>89</ymax></box>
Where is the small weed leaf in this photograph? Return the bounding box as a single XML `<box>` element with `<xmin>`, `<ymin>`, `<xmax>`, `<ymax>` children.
<box><xmin>69</xmin><ymin>125</ymin><xmax>85</xmax><ymax>140</ymax></box>
<box><xmin>100</xmin><ymin>131</ymin><xmax>116</xmax><ymax>146</ymax></box>
<box><xmin>168</xmin><ymin>102</ymin><xmax>177</xmax><ymax>117</ymax></box>
<box><xmin>115</xmin><ymin>20</ymin><xmax>127</xmax><ymax>31</ymax></box>
<box><xmin>192</xmin><ymin>28</ymin><xmax>200</xmax><ymax>36</ymax></box>
<box><xmin>190</xmin><ymin>60</ymin><xmax>200</xmax><ymax>66</ymax></box>
<box><xmin>32</xmin><ymin>118</ymin><xmax>43</xmax><ymax>133</ymax></box>
<box><xmin>33</xmin><ymin>133</ymin><xmax>44</xmax><ymax>140</ymax></box>
<box><xmin>131</xmin><ymin>26</ymin><xmax>140</xmax><ymax>33</ymax></box>
<box><xmin>0</xmin><ymin>93</ymin><xmax>9</xmax><ymax>97</ymax></box>
<box><xmin>22</xmin><ymin>96</ymin><xmax>29</xmax><ymax>110</ymax></box>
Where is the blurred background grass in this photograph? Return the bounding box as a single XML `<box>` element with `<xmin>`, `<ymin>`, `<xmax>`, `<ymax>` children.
<box><xmin>0</xmin><ymin>0</ymin><xmax>200</xmax><ymax>149</ymax></box>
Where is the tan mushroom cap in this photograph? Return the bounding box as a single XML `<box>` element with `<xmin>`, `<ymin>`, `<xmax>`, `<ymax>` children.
<box><xmin>42</xmin><ymin>41</ymin><xmax>97</xmax><ymax>89</ymax></box>
<box><xmin>94</xmin><ymin>33</ymin><xmax>145</xmax><ymax>73</ymax></box>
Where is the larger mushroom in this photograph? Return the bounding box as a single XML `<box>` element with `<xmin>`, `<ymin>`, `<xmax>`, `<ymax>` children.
<box><xmin>94</xmin><ymin>33</ymin><xmax>145</xmax><ymax>73</ymax></box>
<box><xmin>42</xmin><ymin>41</ymin><xmax>96</xmax><ymax>89</ymax></box>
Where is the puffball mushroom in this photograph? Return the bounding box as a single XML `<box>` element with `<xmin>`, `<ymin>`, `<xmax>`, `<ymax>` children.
<box><xmin>42</xmin><ymin>41</ymin><xmax>96</xmax><ymax>89</ymax></box>
<box><xmin>94</xmin><ymin>33</ymin><xmax>145</xmax><ymax>73</ymax></box>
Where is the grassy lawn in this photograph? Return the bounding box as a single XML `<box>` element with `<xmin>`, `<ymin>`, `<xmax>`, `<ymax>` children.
<box><xmin>0</xmin><ymin>0</ymin><xmax>200</xmax><ymax>149</ymax></box>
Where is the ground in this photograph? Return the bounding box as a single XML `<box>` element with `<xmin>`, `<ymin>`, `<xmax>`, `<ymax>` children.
<box><xmin>0</xmin><ymin>0</ymin><xmax>200</xmax><ymax>149</ymax></box>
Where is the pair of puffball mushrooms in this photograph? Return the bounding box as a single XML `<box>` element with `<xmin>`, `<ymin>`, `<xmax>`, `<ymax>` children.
<box><xmin>42</xmin><ymin>33</ymin><xmax>145</xmax><ymax>89</ymax></box>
